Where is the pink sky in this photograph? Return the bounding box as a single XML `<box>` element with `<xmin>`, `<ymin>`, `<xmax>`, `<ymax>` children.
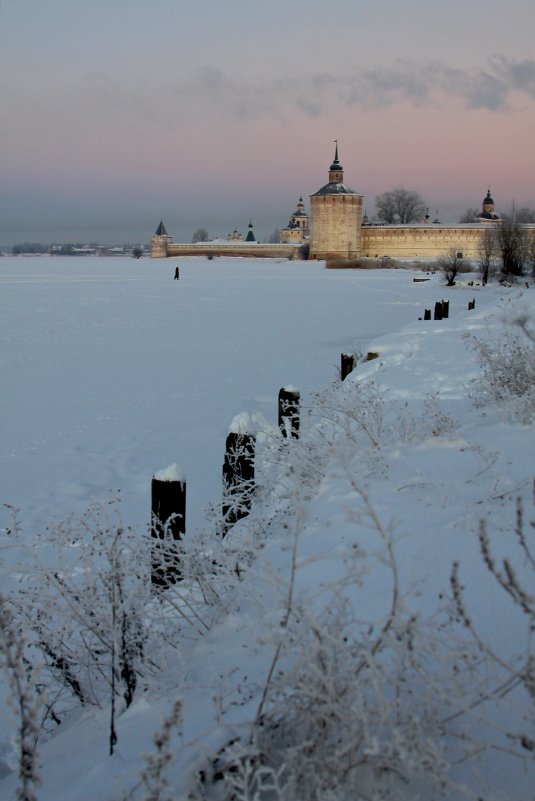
<box><xmin>1</xmin><ymin>0</ymin><xmax>534</xmax><ymax>244</ymax></box>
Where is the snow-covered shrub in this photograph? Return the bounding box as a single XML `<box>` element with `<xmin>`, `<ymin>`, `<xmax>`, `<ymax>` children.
<box><xmin>0</xmin><ymin>595</ymin><xmax>42</xmax><ymax>801</ymax></box>
<box><xmin>118</xmin><ymin>699</ymin><xmax>183</xmax><ymax>801</ymax></box>
<box><xmin>421</xmin><ymin>393</ymin><xmax>457</xmax><ymax>437</ymax></box>
<box><xmin>190</xmin><ymin>463</ymin><xmax>535</xmax><ymax>801</ymax></box>
<box><xmin>312</xmin><ymin>378</ymin><xmax>388</xmax><ymax>450</ymax></box>
<box><xmin>9</xmin><ymin>499</ymin><xmax>151</xmax><ymax>724</ymax></box>
<box><xmin>450</xmin><ymin>491</ymin><xmax>535</xmax><ymax>771</ymax></box>
<box><xmin>465</xmin><ymin>311</ymin><xmax>535</xmax><ymax>423</ymax></box>
<box><xmin>193</xmin><ymin>486</ymin><xmax>455</xmax><ymax>801</ymax></box>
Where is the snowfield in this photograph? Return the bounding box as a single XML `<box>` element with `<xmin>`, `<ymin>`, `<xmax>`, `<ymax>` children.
<box><xmin>0</xmin><ymin>256</ymin><xmax>533</xmax><ymax>801</ymax></box>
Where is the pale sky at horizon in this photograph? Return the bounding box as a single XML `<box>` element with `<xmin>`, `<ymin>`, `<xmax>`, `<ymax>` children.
<box><xmin>1</xmin><ymin>0</ymin><xmax>534</xmax><ymax>245</ymax></box>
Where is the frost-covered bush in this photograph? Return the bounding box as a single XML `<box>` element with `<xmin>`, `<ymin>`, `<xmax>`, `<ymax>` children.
<box><xmin>0</xmin><ymin>596</ymin><xmax>42</xmax><ymax>801</ymax></box>
<box><xmin>450</xmin><ymin>493</ymin><xmax>535</xmax><ymax>773</ymax></box>
<box><xmin>194</xmin><ymin>488</ymin><xmax>456</xmax><ymax>801</ymax></box>
<box><xmin>466</xmin><ymin>312</ymin><xmax>535</xmax><ymax>423</ymax></box>
<box><xmin>190</xmin><ymin>480</ymin><xmax>535</xmax><ymax>801</ymax></box>
<box><xmin>6</xmin><ymin>499</ymin><xmax>153</xmax><ymax>735</ymax></box>
<box><xmin>312</xmin><ymin>378</ymin><xmax>388</xmax><ymax>450</ymax></box>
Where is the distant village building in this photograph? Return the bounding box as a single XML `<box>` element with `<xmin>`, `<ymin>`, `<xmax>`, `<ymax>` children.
<box><xmin>151</xmin><ymin>145</ymin><xmax>532</xmax><ymax>260</ymax></box>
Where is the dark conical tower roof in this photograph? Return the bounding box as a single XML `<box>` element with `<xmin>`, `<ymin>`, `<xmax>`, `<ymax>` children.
<box><xmin>330</xmin><ymin>140</ymin><xmax>342</xmax><ymax>171</ymax></box>
<box><xmin>154</xmin><ymin>219</ymin><xmax>168</xmax><ymax>236</ymax></box>
<box><xmin>245</xmin><ymin>220</ymin><xmax>256</xmax><ymax>242</ymax></box>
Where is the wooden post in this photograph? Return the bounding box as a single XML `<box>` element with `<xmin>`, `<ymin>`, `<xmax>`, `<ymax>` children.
<box><xmin>151</xmin><ymin>464</ymin><xmax>186</xmax><ymax>587</ymax></box>
<box><xmin>423</xmin><ymin>308</ymin><xmax>431</xmax><ymax>320</ymax></box>
<box><xmin>341</xmin><ymin>353</ymin><xmax>355</xmax><ymax>380</ymax></box>
<box><xmin>222</xmin><ymin>413</ymin><xmax>256</xmax><ymax>536</ymax></box>
<box><xmin>278</xmin><ymin>386</ymin><xmax>300</xmax><ymax>439</ymax></box>
<box><xmin>442</xmin><ymin>300</ymin><xmax>449</xmax><ymax>318</ymax></box>
<box><xmin>434</xmin><ymin>301</ymin><xmax>443</xmax><ymax>320</ymax></box>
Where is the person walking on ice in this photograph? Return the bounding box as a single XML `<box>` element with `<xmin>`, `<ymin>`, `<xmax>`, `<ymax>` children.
<box><xmin>174</xmin><ymin>265</ymin><xmax>180</xmax><ymax>280</ymax></box>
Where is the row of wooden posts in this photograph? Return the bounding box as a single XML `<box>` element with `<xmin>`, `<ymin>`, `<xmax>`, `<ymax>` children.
<box><xmin>151</xmin><ymin>294</ymin><xmax>476</xmax><ymax>586</ymax></box>
<box><xmin>420</xmin><ymin>297</ymin><xmax>476</xmax><ymax>320</ymax></box>
<box><xmin>150</xmin><ymin>386</ymin><xmax>301</xmax><ymax>586</ymax></box>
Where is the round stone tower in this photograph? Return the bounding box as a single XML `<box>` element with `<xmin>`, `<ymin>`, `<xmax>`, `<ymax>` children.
<box><xmin>151</xmin><ymin>220</ymin><xmax>172</xmax><ymax>258</ymax></box>
<box><xmin>309</xmin><ymin>143</ymin><xmax>363</xmax><ymax>260</ymax></box>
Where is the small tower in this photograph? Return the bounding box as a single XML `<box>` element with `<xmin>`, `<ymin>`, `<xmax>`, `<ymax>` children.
<box><xmin>151</xmin><ymin>220</ymin><xmax>172</xmax><ymax>258</ymax></box>
<box><xmin>478</xmin><ymin>188</ymin><xmax>499</xmax><ymax>221</ymax></box>
<box><xmin>482</xmin><ymin>188</ymin><xmax>495</xmax><ymax>216</ymax></box>
<box><xmin>309</xmin><ymin>142</ymin><xmax>363</xmax><ymax>260</ymax></box>
<box><xmin>245</xmin><ymin>220</ymin><xmax>256</xmax><ymax>242</ymax></box>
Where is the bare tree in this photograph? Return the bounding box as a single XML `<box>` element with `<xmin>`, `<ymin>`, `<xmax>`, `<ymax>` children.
<box><xmin>192</xmin><ymin>228</ymin><xmax>209</xmax><ymax>243</ymax></box>
<box><xmin>375</xmin><ymin>188</ymin><xmax>426</xmax><ymax>224</ymax></box>
<box><xmin>437</xmin><ymin>248</ymin><xmax>465</xmax><ymax>286</ymax></box>
<box><xmin>502</xmin><ymin>206</ymin><xmax>535</xmax><ymax>224</ymax></box>
<box><xmin>495</xmin><ymin>215</ymin><xmax>530</xmax><ymax>277</ymax></box>
<box><xmin>477</xmin><ymin>226</ymin><xmax>497</xmax><ymax>285</ymax></box>
<box><xmin>459</xmin><ymin>208</ymin><xmax>479</xmax><ymax>223</ymax></box>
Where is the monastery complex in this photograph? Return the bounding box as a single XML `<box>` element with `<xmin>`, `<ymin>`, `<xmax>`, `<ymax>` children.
<box><xmin>151</xmin><ymin>146</ymin><xmax>534</xmax><ymax>262</ymax></box>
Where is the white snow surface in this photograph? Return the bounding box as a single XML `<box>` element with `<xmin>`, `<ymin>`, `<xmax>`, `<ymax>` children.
<box><xmin>153</xmin><ymin>463</ymin><xmax>186</xmax><ymax>483</ymax></box>
<box><xmin>227</xmin><ymin>411</ymin><xmax>254</xmax><ymax>435</ymax></box>
<box><xmin>0</xmin><ymin>256</ymin><xmax>534</xmax><ymax>800</ymax></box>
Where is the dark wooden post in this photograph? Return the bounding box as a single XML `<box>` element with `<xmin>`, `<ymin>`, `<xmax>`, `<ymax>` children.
<box><xmin>222</xmin><ymin>414</ymin><xmax>256</xmax><ymax>536</ymax></box>
<box><xmin>434</xmin><ymin>301</ymin><xmax>443</xmax><ymax>320</ymax></box>
<box><xmin>151</xmin><ymin>464</ymin><xmax>186</xmax><ymax>587</ymax></box>
<box><xmin>442</xmin><ymin>300</ymin><xmax>449</xmax><ymax>318</ymax></box>
<box><xmin>341</xmin><ymin>353</ymin><xmax>355</xmax><ymax>381</ymax></box>
<box><xmin>423</xmin><ymin>308</ymin><xmax>431</xmax><ymax>320</ymax></box>
<box><xmin>278</xmin><ymin>386</ymin><xmax>300</xmax><ymax>439</ymax></box>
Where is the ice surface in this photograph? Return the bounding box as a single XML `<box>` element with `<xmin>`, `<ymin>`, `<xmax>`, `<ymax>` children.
<box><xmin>0</xmin><ymin>256</ymin><xmax>533</xmax><ymax>801</ymax></box>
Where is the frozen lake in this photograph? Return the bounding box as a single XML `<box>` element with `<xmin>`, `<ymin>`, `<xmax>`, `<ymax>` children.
<box><xmin>1</xmin><ymin>255</ymin><xmax>534</xmax><ymax>801</ymax></box>
<box><xmin>1</xmin><ymin>256</ymin><xmax>451</xmax><ymax>537</ymax></box>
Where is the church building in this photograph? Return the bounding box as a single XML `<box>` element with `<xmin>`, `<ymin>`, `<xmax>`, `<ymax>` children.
<box><xmin>280</xmin><ymin>197</ymin><xmax>310</xmax><ymax>244</ymax></box>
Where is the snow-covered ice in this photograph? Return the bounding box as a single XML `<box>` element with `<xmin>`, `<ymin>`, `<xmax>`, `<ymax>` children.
<box><xmin>0</xmin><ymin>256</ymin><xmax>533</xmax><ymax>800</ymax></box>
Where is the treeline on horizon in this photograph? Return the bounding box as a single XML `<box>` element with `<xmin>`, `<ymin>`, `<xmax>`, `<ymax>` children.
<box><xmin>8</xmin><ymin>242</ymin><xmax>147</xmax><ymax>256</ymax></box>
